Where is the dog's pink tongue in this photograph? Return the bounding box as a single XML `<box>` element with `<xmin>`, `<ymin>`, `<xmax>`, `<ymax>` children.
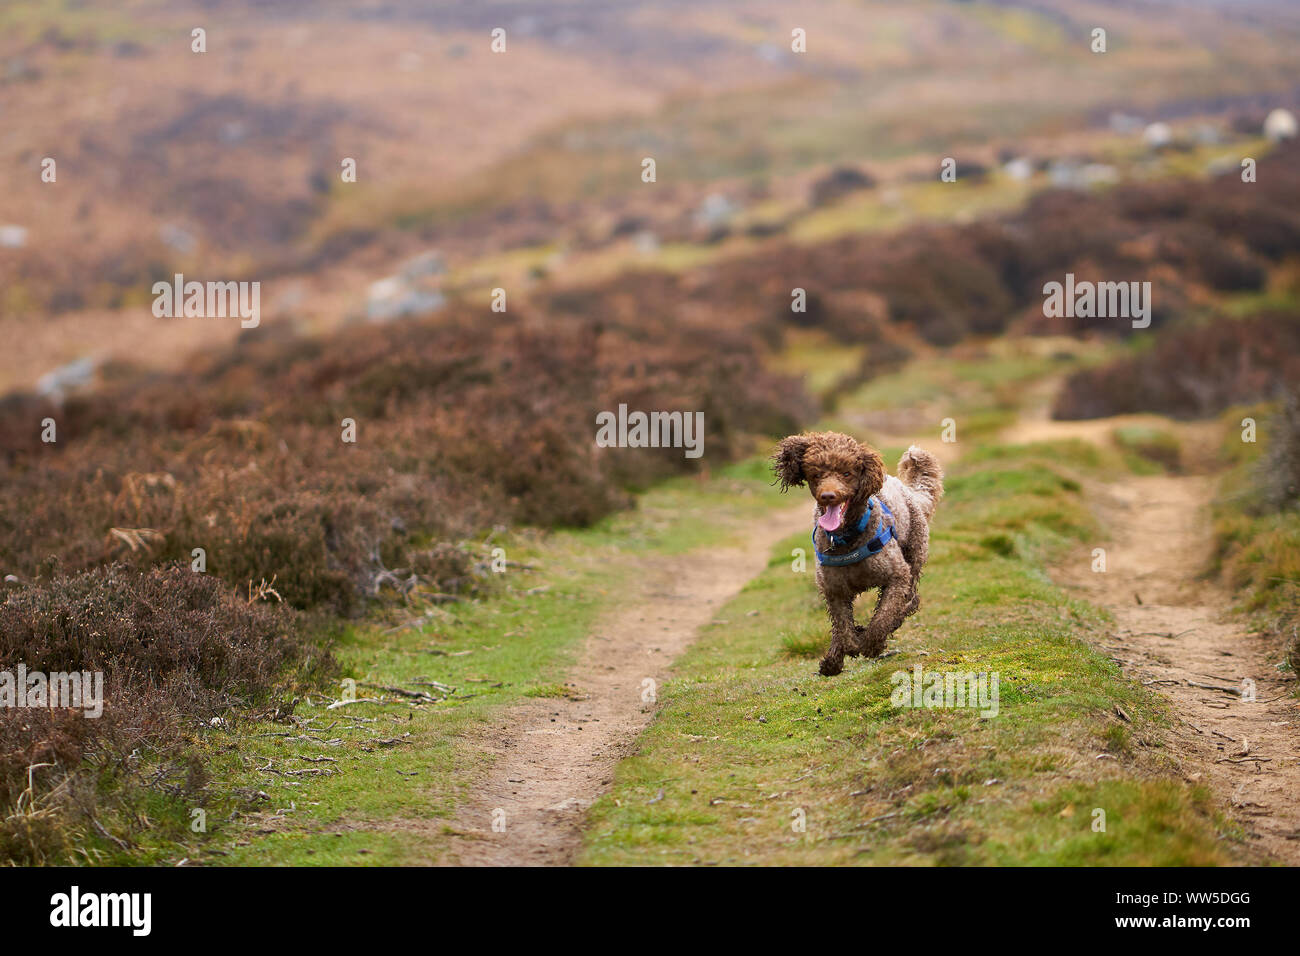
<box><xmin>818</xmin><ymin>502</ymin><xmax>846</xmax><ymax>532</ymax></box>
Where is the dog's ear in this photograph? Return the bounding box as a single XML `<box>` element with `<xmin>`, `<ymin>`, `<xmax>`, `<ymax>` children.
<box><xmin>772</xmin><ymin>434</ymin><xmax>811</xmax><ymax>491</ymax></box>
<box><xmin>856</xmin><ymin>442</ymin><xmax>886</xmax><ymax>496</ymax></box>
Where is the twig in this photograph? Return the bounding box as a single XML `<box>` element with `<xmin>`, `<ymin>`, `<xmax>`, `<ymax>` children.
<box><xmin>1186</xmin><ymin>680</ymin><xmax>1241</xmax><ymax>696</ymax></box>
<box><xmin>325</xmin><ymin>697</ymin><xmax>384</xmax><ymax>710</ymax></box>
<box><xmin>420</xmin><ymin>592</ymin><xmax>464</xmax><ymax>604</ymax></box>
<box><xmin>359</xmin><ymin>682</ymin><xmax>447</xmax><ymax>702</ymax></box>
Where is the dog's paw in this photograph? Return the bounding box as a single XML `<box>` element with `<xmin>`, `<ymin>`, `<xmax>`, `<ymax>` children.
<box><xmin>855</xmin><ymin>630</ymin><xmax>888</xmax><ymax>658</ymax></box>
<box><xmin>818</xmin><ymin>655</ymin><xmax>844</xmax><ymax>677</ymax></box>
<box><xmin>846</xmin><ymin>624</ymin><xmax>869</xmax><ymax>656</ymax></box>
<box><xmin>843</xmin><ymin>625</ymin><xmax>868</xmax><ymax>657</ymax></box>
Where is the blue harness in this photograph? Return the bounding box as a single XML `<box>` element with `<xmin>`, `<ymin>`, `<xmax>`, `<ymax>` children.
<box><xmin>812</xmin><ymin>497</ymin><xmax>895</xmax><ymax>567</ymax></box>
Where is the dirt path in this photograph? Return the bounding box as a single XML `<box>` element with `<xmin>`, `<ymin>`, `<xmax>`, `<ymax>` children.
<box><xmin>1005</xmin><ymin>398</ymin><xmax>1300</xmax><ymax>863</ymax></box>
<box><xmin>450</xmin><ymin>503</ymin><xmax>808</xmax><ymax>865</ymax></box>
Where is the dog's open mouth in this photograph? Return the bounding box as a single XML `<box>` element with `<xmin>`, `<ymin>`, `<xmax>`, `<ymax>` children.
<box><xmin>817</xmin><ymin>500</ymin><xmax>847</xmax><ymax>533</ymax></box>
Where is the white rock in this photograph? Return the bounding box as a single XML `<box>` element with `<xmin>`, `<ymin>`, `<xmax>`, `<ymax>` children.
<box><xmin>1264</xmin><ymin>108</ymin><xmax>1297</xmax><ymax>142</ymax></box>
<box><xmin>36</xmin><ymin>356</ymin><xmax>98</xmax><ymax>401</ymax></box>
<box><xmin>1142</xmin><ymin>122</ymin><xmax>1173</xmax><ymax>149</ymax></box>
<box><xmin>0</xmin><ymin>224</ymin><xmax>28</xmax><ymax>248</ymax></box>
<box><xmin>695</xmin><ymin>193</ymin><xmax>739</xmax><ymax>229</ymax></box>
<box><xmin>366</xmin><ymin>276</ymin><xmax>444</xmax><ymax>322</ymax></box>
<box><xmin>633</xmin><ymin>230</ymin><xmax>659</xmax><ymax>255</ymax></box>
<box><xmin>159</xmin><ymin>223</ymin><xmax>197</xmax><ymax>254</ymax></box>
<box><xmin>1003</xmin><ymin>157</ymin><xmax>1034</xmax><ymax>181</ymax></box>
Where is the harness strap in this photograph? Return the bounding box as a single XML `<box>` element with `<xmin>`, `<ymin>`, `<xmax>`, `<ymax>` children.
<box><xmin>813</xmin><ymin>497</ymin><xmax>895</xmax><ymax>567</ymax></box>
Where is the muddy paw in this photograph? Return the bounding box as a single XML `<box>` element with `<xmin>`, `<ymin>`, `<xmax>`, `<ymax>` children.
<box><xmin>819</xmin><ymin>655</ymin><xmax>844</xmax><ymax>677</ymax></box>
<box><xmin>856</xmin><ymin>632</ymin><xmax>888</xmax><ymax>658</ymax></box>
<box><xmin>846</xmin><ymin>624</ymin><xmax>870</xmax><ymax>656</ymax></box>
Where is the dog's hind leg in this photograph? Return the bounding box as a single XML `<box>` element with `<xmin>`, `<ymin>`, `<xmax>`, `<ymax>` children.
<box><xmin>901</xmin><ymin>532</ymin><xmax>928</xmax><ymax>618</ymax></box>
<box><xmin>853</xmin><ymin>583</ymin><xmax>910</xmax><ymax>657</ymax></box>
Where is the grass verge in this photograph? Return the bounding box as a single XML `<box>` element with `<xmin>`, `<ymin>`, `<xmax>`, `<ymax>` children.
<box><xmin>1211</xmin><ymin>401</ymin><xmax>1300</xmax><ymax>676</ymax></box>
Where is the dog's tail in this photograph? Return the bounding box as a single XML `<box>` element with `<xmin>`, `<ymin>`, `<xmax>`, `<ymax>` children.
<box><xmin>897</xmin><ymin>445</ymin><xmax>944</xmax><ymax>519</ymax></box>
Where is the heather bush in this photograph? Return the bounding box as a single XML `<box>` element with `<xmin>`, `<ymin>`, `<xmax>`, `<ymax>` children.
<box><xmin>1051</xmin><ymin>313</ymin><xmax>1300</xmax><ymax>421</ymax></box>
<box><xmin>1250</xmin><ymin>389</ymin><xmax>1300</xmax><ymax>515</ymax></box>
<box><xmin>0</xmin><ymin>309</ymin><xmax>808</xmax><ymax>612</ymax></box>
<box><xmin>0</xmin><ymin>564</ymin><xmax>323</xmax><ymax>862</ymax></box>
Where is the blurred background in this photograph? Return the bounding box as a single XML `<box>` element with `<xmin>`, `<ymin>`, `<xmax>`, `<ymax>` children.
<box><xmin>2</xmin><ymin>0</ymin><xmax>1298</xmax><ymax>380</ymax></box>
<box><xmin>2</xmin><ymin>0</ymin><xmax>1299</xmax><ymax>612</ymax></box>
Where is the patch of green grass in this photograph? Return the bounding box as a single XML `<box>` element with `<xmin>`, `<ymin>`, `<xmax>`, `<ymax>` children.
<box><xmin>1220</xmin><ymin>288</ymin><xmax>1300</xmax><ymax>318</ymax></box>
<box><xmin>201</xmin><ymin>575</ymin><xmax>608</xmax><ymax>866</ymax></box>
<box><xmin>768</xmin><ymin>329</ymin><xmax>868</xmax><ymax>402</ymax></box>
<box><xmin>828</xmin><ymin>346</ymin><xmax>1087</xmax><ymax>449</ymax></box>
<box><xmin>959</xmin><ymin>437</ymin><xmax>1128</xmax><ymax>476</ymax></box>
<box><xmin>1210</xmin><ymin>402</ymin><xmax>1300</xmax><ymax>643</ymax></box>
<box><xmin>984</xmin><ymin>779</ymin><xmax>1231</xmax><ymax>866</ymax></box>
<box><xmin>969</xmin><ymin>3</ymin><xmax>1066</xmax><ymax>50</ymax></box>
<box><xmin>778</xmin><ymin>627</ymin><xmax>827</xmax><ymax>660</ymax></box>
<box><xmin>1216</xmin><ymin>402</ymin><xmax>1271</xmax><ymax>468</ymax></box>
<box><xmin>578</xmin><ymin>445</ymin><xmax>1235</xmax><ymax>865</ymax></box>
<box><xmin>1113</xmin><ymin>425</ymin><xmax>1182</xmax><ymax>474</ymax></box>
<box><xmin>0</xmin><ymin>0</ymin><xmax>164</xmax><ymax>44</ymax></box>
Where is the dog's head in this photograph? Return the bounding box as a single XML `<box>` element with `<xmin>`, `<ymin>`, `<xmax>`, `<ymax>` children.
<box><xmin>772</xmin><ymin>432</ymin><xmax>885</xmax><ymax>533</ymax></box>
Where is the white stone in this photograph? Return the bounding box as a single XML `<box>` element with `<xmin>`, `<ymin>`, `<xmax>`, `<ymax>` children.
<box><xmin>1264</xmin><ymin>108</ymin><xmax>1297</xmax><ymax>142</ymax></box>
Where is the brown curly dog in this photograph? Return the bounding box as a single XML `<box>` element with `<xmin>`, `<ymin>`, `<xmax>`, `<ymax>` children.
<box><xmin>773</xmin><ymin>432</ymin><xmax>943</xmax><ymax>676</ymax></box>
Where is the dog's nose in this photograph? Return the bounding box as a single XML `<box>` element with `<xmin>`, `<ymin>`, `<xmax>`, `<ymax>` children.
<box><xmin>818</xmin><ymin>491</ymin><xmax>837</xmax><ymax>503</ymax></box>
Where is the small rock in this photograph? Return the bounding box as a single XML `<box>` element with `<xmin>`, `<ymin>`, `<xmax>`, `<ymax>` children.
<box><xmin>1264</xmin><ymin>108</ymin><xmax>1297</xmax><ymax>143</ymax></box>
<box><xmin>1142</xmin><ymin>122</ymin><xmax>1173</xmax><ymax>149</ymax></box>
<box><xmin>0</xmin><ymin>224</ymin><xmax>28</xmax><ymax>248</ymax></box>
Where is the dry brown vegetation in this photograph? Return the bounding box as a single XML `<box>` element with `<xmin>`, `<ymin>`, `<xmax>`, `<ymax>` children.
<box><xmin>0</xmin><ymin>565</ymin><xmax>322</xmax><ymax>863</ymax></box>
<box><xmin>545</xmin><ymin>143</ymin><xmax>1300</xmax><ymax>351</ymax></box>
<box><xmin>1053</xmin><ymin>311</ymin><xmax>1300</xmax><ymax>420</ymax></box>
<box><xmin>1</xmin><ymin>312</ymin><xmax>808</xmax><ymax>610</ymax></box>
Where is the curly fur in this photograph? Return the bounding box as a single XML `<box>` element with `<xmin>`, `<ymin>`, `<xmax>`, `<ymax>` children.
<box><xmin>773</xmin><ymin>431</ymin><xmax>944</xmax><ymax>676</ymax></box>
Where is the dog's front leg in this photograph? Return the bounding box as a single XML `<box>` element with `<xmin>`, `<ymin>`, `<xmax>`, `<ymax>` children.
<box><xmin>820</xmin><ymin>594</ymin><xmax>857</xmax><ymax>676</ymax></box>
<box><xmin>855</xmin><ymin>583</ymin><xmax>909</xmax><ymax>658</ymax></box>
